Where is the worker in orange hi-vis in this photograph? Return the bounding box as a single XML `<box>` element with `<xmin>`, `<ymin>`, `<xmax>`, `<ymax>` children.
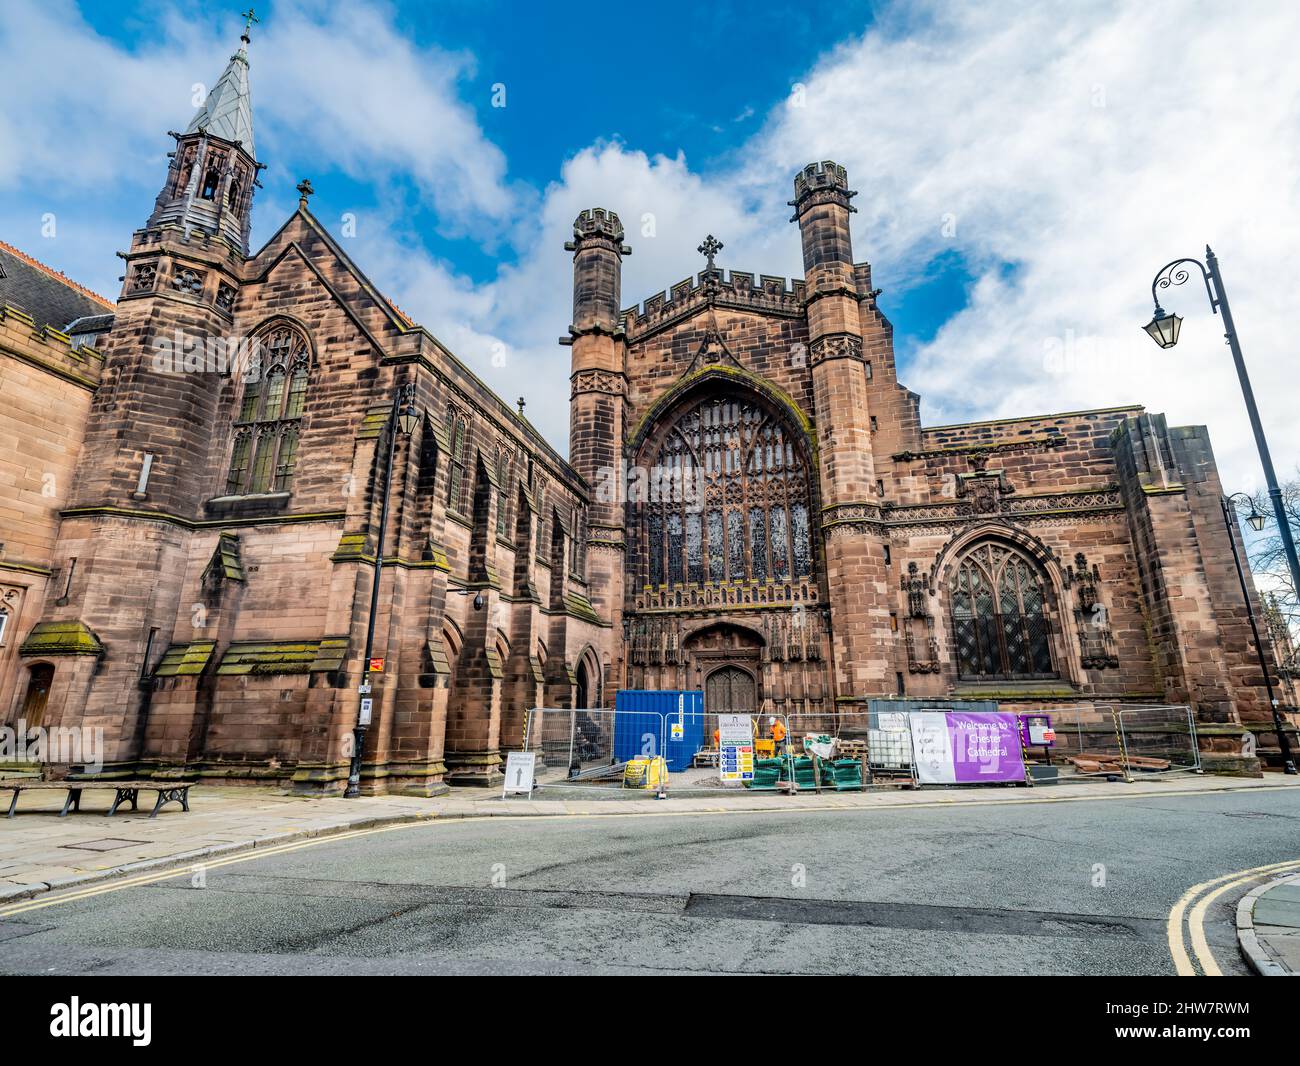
<box><xmin>770</xmin><ymin>716</ymin><xmax>788</xmax><ymax>755</ymax></box>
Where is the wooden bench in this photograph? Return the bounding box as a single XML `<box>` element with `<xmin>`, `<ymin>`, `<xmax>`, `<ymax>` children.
<box><xmin>0</xmin><ymin>779</ymin><xmax>193</xmax><ymax>819</ymax></box>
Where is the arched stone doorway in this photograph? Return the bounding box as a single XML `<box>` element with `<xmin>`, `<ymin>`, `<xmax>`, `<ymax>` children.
<box><xmin>574</xmin><ymin>648</ymin><xmax>601</xmax><ymax>710</ymax></box>
<box><xmin>685</xmin><ymin>623</ymin><xmax>762</xmax><ymax>714</ymax></box>
<box><xmin>575</xmin><ymin>659</ymin><xmax>591</xmax><ymax>710</ymax></box>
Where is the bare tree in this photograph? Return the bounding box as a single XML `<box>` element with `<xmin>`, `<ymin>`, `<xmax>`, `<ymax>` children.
<box><xmin>1248</xmin><ymin>471</ymin><xmax>1300</xmax><ymax>679</ymax></box>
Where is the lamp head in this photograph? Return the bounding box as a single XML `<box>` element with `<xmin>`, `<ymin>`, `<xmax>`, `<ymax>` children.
<box><xmin>1143</xmin><ymin>305</ymin><xmax>1182</xmax><ymax>349</ymax></box>
<box><xmin>397</xmin><ymin>403</ymin><xmax>420</xmax><ymax>436</ymax></box>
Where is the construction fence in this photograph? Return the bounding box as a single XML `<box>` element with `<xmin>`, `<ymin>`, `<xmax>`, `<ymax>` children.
<box><xmin>518</xmin><ymin>701</ymin><xmax>1200</xmax><ymax>796</ymax></box>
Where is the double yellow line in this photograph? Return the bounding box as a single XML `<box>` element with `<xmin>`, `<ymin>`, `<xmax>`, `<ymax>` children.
<box><xmin>0</xmin><ymin>819</ymin><xmax>433</xmax><ymax>919</ymax></box>
<box><xmin>1167</xmin><ymin>857</ymin><xmax>1300</xmax><ymax>975</ymax></box>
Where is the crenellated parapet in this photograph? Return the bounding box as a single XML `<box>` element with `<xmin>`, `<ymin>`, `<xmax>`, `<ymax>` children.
<box><xmin>0</xmin><ymin>304</ymin><xmax>107</xmax><ymax>390</ymax></box>
<box><xmin>623</xmin><ymin>269</ymin><xmax>807</xmax><ymax>339</ymax></box>
<box><xmin>789</xmin><ymin>160</ymin><xmax>857</xmax><ymax>218</ymax></box>
<box><xmin>567</xmin><ymin>208</ymin><xmax>627</xmax><ymax>248</ymax></box>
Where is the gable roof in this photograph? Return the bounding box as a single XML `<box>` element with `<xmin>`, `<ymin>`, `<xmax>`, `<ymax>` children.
<box><xmin>0</xmin><ymin>239</ymin><xmax>115</xmax><ymax>332</ymax></box>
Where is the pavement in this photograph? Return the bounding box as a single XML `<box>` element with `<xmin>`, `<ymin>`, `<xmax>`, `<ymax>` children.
<box><xmin>1236</xmin><ymin>870</ymin><xmax>1300</xmax><ymax>975</ymax></box>
<box><xmin>4</xmin><ymin>778</ymin><xmax>1300</xmax><ymax>975</ymax></box>
<box><xmin>1</xmin><ymin>770</ymin><xmax>1295</xmax><ymax>905</ymax></box>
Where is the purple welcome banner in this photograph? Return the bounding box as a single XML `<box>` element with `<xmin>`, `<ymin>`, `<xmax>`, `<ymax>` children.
<box><xmin>911</xmin><ymin>710</ymin><xmax>1027</xmax><ymax>785</ymax></box>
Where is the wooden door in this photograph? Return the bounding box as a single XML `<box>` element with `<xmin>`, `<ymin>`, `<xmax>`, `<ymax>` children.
<box><xmin>706</xmin><ymin>665</ymin><xmax>756</xmax><ymax>714</ymax></box>
<box><xmin>21</xmin><ymin>664</ymin><xmax>54</xmax><ymax>728</ymax></box>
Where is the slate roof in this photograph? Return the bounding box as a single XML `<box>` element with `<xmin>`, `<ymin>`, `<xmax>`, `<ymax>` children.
<box><xmin>186</xmin><ymin>39</ymin><xmax>256</xmax><ymax>156</ymax></box>
<box><xmin>0</xmin><ymin>239</ymin><xmax>115</xmax><ymax>332</ymax></box>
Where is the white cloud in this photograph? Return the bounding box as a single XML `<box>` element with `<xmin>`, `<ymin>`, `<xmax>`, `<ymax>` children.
<box><xmin>254</xmin><ymin>1</ymin><xmax>515</xmax><ymax>229</ymax></box>
<box><xmin>737</xmin><ymin>0</ymin><xmax>1300</xmax><ymax>493</ymax></box>
<box><xmin>0</xmin><ymin>0</ymin><xmax>514</xmax><ymax>228</ymax></box>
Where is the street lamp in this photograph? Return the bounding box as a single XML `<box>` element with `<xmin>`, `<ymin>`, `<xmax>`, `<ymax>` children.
<box><xmin>1143</xmin><ymin>248</ymin><xmax>1300</xmax><ymax>747</ymax></box>
<box><xmin>1141</xmin><ymin>306</ymin><xmax>1182</xmax><ymax>349</ymax></box>
<box><xmin>1221</xmin><ymin>493</ymin><xmax>1297</xmax><ymax>774</ymax></box>
<box><xmin>346</xmin><ymin>381</ymin><xmax>420</xmax><ymax>798</ymax></box>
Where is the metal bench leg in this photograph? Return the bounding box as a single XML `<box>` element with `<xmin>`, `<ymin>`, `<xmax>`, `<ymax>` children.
<box><xmin>59</xmin><ymin>788</ymin><xmax>80</xmax><ymax>817</ymax></box>
<box><xmin>6</xmin><ymin>789</ymin><xmax>18</xmax><ymax>818</ymax></box>
<box><xmin>108</xmin><ymin>787</ymin><xmax>137</xmax><ymax>816</ymax></box>
<box><xmin>149</xmin><ymin>787</ymin><xmax>189</xmax><ymax>818</ymax></box>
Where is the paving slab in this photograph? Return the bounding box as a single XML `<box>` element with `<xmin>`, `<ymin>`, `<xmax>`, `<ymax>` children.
<box><xmin>1236</xmin><ymin>871</ymin><xmax>1300</xmax><ymax>974</ymax></box>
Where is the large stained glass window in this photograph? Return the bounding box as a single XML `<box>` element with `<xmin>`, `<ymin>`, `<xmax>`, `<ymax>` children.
<box><xmin>638</xmin><ymin>392</ymin><xmax>814</xmax><ymax>588</ymax></box>
<box><xmin>949</xmin><ymin>542</ymin><xmax>1056</xmax><ymax>680</ymax></box>
<box><xmin>226</xmin><ymin>324</ymin><xmax>310</xmax><ymax>495</ymax></box>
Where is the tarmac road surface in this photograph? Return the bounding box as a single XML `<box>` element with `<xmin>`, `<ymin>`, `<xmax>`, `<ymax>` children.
<box><xmin>3</xmin><ymin>785</ymin><xmax>1298</xmax><ymax>975</ymax></box>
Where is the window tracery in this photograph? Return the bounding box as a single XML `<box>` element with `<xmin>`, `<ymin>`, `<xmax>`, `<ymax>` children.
<box><xmin>639</xmin><ymin>393</ymin><xmax>813</xmax><ymax>589</ymax></box>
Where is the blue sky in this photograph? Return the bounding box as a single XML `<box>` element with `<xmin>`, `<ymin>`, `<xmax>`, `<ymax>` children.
<box><xmin>3</xmin><ymin>0</ymin><xmax>1299</xmax><ymax>501</ymax></box>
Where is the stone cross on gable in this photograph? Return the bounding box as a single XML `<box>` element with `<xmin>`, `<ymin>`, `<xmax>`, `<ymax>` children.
<box><xmin>697</xmin><ymin>235</ymin><xmax>723</xmax><ymax>273</ymax></box>
<box><xmin>296</xmin><ymin>178</ymin><xmax>314</xmax><ymax>208</ymax></box>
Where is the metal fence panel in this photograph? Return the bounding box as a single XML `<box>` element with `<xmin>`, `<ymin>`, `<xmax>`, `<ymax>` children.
<box><xmin>1117</xmin><ymin>704</ymin><xmax>1200</xmax><ymax>776</ymax></box>
<box><xmin>522</xmin><ymin>707</ymin><xmax>666</xmax><ymax>792</ymax></box>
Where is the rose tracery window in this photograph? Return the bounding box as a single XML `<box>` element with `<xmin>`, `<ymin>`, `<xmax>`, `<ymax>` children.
<box><xmin>225</xmin><ymin>325</ymin><xmax>310</xmax><ymax>496</ymax></box>
<box><xmin>639</xmin><ymin>393</ymin><xmax>813</xmax><ymax>589</ymax></box>
<box><xmin>949</xmin><ymin>542</ymin><xmax>1056</xmax><ymax>680</ymax></box>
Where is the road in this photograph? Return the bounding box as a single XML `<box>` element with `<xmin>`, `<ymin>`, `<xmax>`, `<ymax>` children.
<box><xmin>2</xmin><ymin>785</ymin><xmax>1298</xmax><ymax>975</ymax></box>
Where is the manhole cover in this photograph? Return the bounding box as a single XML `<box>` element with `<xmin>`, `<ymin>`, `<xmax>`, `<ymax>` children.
<box><xmin>60</xmin><ymin>838</ymin><xmax>149</xmax><ymax>852</ymax></box>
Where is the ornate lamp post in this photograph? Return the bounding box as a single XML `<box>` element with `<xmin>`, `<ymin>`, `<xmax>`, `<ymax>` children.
<box><xmin>346</xmin><ymin>381</ymin><xmax>420</xmax><ymax>798</ymax></box>
<box><xmin>1144</xmin><ymin>249</ymin><xmax>1300</xmax><ymax>770</ymax></box>
<box><xmin>1221</xmin><ymin>493</ymin><xmax>1296</xmax><ymax>773</ymax></box>
<box><xmin>1143</xmin><ymin>248</ymin><xmax>1300</xmax><ymax>615</ymax></box>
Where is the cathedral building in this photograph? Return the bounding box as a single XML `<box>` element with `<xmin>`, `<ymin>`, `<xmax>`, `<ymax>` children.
<box><xmin>0</xmin><ymin>26</ymin><xmax>1283</xmax><ymax>790</ymax></box>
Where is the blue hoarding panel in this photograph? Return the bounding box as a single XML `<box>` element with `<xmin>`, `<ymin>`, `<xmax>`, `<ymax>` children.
<box><xmin>614</xmin><ymin>690</ymin><xmax>704</xmax><ymax>772</ymax></box>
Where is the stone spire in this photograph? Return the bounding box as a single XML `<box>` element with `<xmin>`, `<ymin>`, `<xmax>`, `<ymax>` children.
<box><xmin>185</xmin><ymin>9</ymin><xmax>258</xmax><ymax>159</ymax></box>
<box><xmin>145</xmin><ymin>11</ymin><xmax>262</xmax><ymax>254</ymax></box>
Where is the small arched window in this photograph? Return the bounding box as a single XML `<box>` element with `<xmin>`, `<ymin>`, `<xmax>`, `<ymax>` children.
<box><xmin>0</xmin><ymin>607</ymin><xmax>9</xmax><ymax>646</ymax></box>
<box><xmin>200</xmin><ymin>149</ymin><xmax>226</xmax><ymax>201</ymax></box>
<box><xmin>949</xmin><ymin>542</ymin><xmax>1056</xmax><ymax>680</ymax></box>
<box><xmin>226</xmin><ymin>325</ymin><xmax>310</xmax><ymax>496</ymax></box>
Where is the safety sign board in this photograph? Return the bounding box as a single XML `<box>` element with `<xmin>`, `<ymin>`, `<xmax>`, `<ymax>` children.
<box><xmin>503</xmin><ymin>751</ymin><xmax>537</xmax><ymax>796</ymax></box>
<box><xmin>718</xmin><ymin>713</ymin><xmax>754</xmax><ymax>783</ymax></box>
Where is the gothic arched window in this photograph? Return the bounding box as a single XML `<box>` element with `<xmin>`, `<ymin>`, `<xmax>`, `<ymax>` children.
<box><xmin>494</xmin><ymin>445</ymin><xmax>514</xmax><ymax>536</ymax></box>
<box><xmin>638</xmin><ymin>392</ymin><xmax>813</xmax><ymax>589</ymax></box>
<box><xmin>445</xmin><ymin>409</ymin><xmax>469</xmax><ymax>512</ymax></box>
<box><xmin>226</xmin><ymin>324</ymin><xmax>310</xmax><ymax>496</ymax></box>
<box><xmin>949</xmin><ymin>542</ymin><xmax>1056</xmax><ymax>680</ymax></box>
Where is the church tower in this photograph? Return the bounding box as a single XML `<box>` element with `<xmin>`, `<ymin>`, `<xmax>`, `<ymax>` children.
<box><xmin>22</xmin><ymin>15</ymin><xmax>265</xmax><ymax>770</ymax></box>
